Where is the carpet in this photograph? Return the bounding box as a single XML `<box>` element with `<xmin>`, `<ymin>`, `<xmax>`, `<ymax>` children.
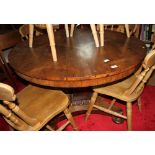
<box><xmin>0</xmin><ymin>77</ymin><xmax>155</xmax><ymax>131</ymax></box>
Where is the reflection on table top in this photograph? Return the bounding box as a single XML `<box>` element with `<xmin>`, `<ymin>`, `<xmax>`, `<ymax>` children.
<box><xmin>9</xmin><ymin>29</ymin><xmax>147</xmax><ymax>88</ymax></box>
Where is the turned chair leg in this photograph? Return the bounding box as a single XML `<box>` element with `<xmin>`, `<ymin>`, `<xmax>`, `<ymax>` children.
<box><xmin>99</xmin><ymin>24</ymin><xmax>104</xmax><ymax>47</ymax></box>
<box><xmin>29</xmin><ymin>24</ymin><xmax>34</xmax><ymax>48</ymax></box>
<box><xmin>65</xmin><ymin>24</ymin><xmax>69</xmax><ymax>38</ymax></box>
<box><xmin>70</xmin><ymin>24</ymin><xmax>75</xmax><ymax>37</ymax></box>
<box><xmin>127</xmin><ymin>102</ymin><xmax>132</xmax><ymax>131</ymax></box>
<box><xmin>90</xmin><ymin>24</ymin><xmax>99</xmax><ymax>47</ymax></box>
<box><xmin>46</xmin><ymin>24</ymin><xmax>57</xmax><ymax>62</ymax></box>
<box><xmin>85</xmin><ymin>92</ymin><xmax>98</xmax><ymax>120</ymax></box>
<box><xmin>64</xmin><ymin>108</ymin><xmax>78</xmax><ymax>131</ymax></box>
<box><xmin>125</xmin><ymin>24</ymin><xmax>130</xmax><ymax>38</ymax></box>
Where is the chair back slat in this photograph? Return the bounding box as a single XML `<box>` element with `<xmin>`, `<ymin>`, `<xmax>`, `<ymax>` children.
<box><xmin>124</xmin><ymin>49</ymin><xmax>155</xmax><ymax>96</ymax></box>
<box><xmin>124</xmin><ymin>68</ymin><xmax>149</xmax><ymax>95</ymax></box>
<box><xmin>135</xmin><ymin>65</ymin><xmax>155</xmax><ymax>93</ymax></box>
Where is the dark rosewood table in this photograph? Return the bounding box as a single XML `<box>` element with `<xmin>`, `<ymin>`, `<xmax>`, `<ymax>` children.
<box><xmin>8</xmin><ymin>29</ymin><xmax>147</xmax><ymax>119</ymax></box>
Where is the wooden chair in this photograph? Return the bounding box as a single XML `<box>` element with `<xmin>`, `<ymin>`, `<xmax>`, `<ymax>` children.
<box><xmin>0</xmin><ymin>30</ymin><xmax>21</xmax><ymax>88</ymax></box>
<box><xmin>70</xmin><ymin>24</ymin><xmax>99</xmax><ymax>47</ymax></box>
<box><xmin>98</xmin><ymin>24</ymin><xmax>130</xmax><ymax>47</ymax></box>
<box><xmin>19</xmin><ymin>24</ymin><xmax>60</xmax><ymax>41</ymax></box>
<box><xmin>29</xmin><ymin>24</ymin><xmax>70</xmax><ymax>62</ymax></box>
<box><xmin>99</xmin><ymin>24</ymin><xmax>141</xmax><ymax>47</ymax></box>
<box><xmin>85</xmin><ymin>49</ymin><xmax>155</xmax><ymax>130</ymax></box>
<box><xmin>19</xmin><ymin>24</ymin><xmax>29</xmax><ymax>40</ymax></box>
<box><xmin>19</xmin><ymin>24</ymin><xmax>41</xmax><ymax>40</ymax></box>
<box><xmin>0</xmin><ymin>83</ymin><xmax>78</xmax><ymax>131</ymax></box>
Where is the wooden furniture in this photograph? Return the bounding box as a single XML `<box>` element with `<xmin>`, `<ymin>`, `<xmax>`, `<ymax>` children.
<box><xmin>98</xmin><ymin>24</ymin><xmax>130</xmax><ymax>47</ymax></box>
<box><xmin>8</xmin><ymin>29</ymin><xmax>146</xmax><ymax>116</ymax></box>
<box><xmin>0</xmin><ymin>82</ymin><xmax>78</xmax><ymax>131</ymax></box>
<box><xmin>0</xmin><ymin>30</ymin><xmax>21</xmax><ymax>88</ymax></box>
<box><xmin>9</xmin><ymin>29</ymin><xmax>146</xmax><ymax>88</ymax></box>
<box><xmin>29</xmin><ymin>24</ymin><xmax>70</xmax><ymax>62</ymax></box>
<box><xmin>70</xmin><ymin>24</ymin><xmax>99</xmax><ymax>47</ymax></box>
<box><xmin>19</xmin><ymin>24</ymin><xmax>44</xmax><ymax>40</ymax></box>
<box><xmin>86</xmin><ymin>49</ymin><xmax>155</xmax><ymax>130</ymax></box>
<box><xmin>102</xmin><ymin>24</ymin><xmax>141</xmax><ymax>38</ymax></box>
<box><xmin>19</xmin><ymin>24</ymin><xmax>30</xmax><ymax>40</ymax></box>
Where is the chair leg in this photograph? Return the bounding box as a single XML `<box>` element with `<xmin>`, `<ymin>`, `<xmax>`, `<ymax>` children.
<box><xmin>46</xmin><ymin>124</ymin><xmax>55</xmax><ymax>131</ymax></box>
<box><xmin>64</xmin><ymin>108</ymin><xmax>78</xmax><ymax>131</ymax></box>
<box><xmin>70</xmin><ymin>24</ymin><xmax>75</xmax><ymax>37</ymax></box>
<box><xmin>85</xmin><ymin>92</ymin><xmax>98</xmax><ymax>120</ymax></box>
<box><xmin>125</xmin><ymin>24</ymin><xmax>130</xmax><ymax>38</ymax></box>
<box><xmin>90</xmin><ymin>24</ymin><xmax>99</xmax><ymax>47</ymax></box>
<box><xmin>99</xmin><ymin>24</ymin><xmax>104</xmax><ymax>47</ymax></box>
<box><xmin>46</xmin><ymin>24</ymin><xmax>57</xmax><ymax>62</ymax></box>
<box><xmin>137</xmin><ymin>97</ymin><xmax>142</xmax><ymax>112</ymax></box>
<box><xmin>108</xmin><ymin>98</ymin><xmax>116</xmax><ymax>110</ymax></box>
<box><xmin>64</xmin><ymin>24</ymin><xmax>69</xmax><ymax>38</ymax></box>
<box><xmin>29</xmin><ymin>24</ymin><xmax>34</xmax><ymax>48</ymax></box>
<box><xmin>127</xmin><ymin>102</ymin><xmax>132</xmax><ymax>131</ymax></box>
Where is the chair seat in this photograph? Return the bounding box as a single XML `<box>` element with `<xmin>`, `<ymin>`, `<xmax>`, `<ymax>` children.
<box><xmin>93</xmin><ymin>73</ymin><xmax>141</xmax><ymax>102</ymax></box>
<box><xmin>16</xmin><ymin>85</ymin><xmax>69</xmax><ymax>126</ymax></box>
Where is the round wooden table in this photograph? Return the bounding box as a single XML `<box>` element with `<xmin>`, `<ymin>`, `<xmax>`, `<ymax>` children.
<box><xmin>9</xmin><ymin>28</ymin><xmax>147</xmax><ymax>123</ymax></box>
<box><xmin>9</xmin><ymin>29</ymin><xmax>146</xmax><ymax>88</ymax></box>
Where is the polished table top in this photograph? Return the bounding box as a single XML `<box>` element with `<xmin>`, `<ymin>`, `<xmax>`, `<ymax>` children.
<box><xmin>9</xmin><ymin>29</ymin><xmax>147</xmax><ymax>88</ymax></box>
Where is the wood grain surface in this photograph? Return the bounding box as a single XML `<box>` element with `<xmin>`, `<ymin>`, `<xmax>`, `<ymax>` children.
<box><xmin>9</xmin><ymin>28</ymin><xmax>147</xmax><ymax>88</ymax></box>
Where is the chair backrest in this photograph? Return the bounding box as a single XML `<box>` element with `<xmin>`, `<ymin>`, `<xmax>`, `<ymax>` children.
<box><xmin>19</xmin><ymin>24</ymin><xmax>46</xmax><ymax>41</ymax></box>
<box><xmin>104</xmin><ymin>24</ymin><xmax>125</xmax><ymax>33</ymax></box>
<box><xmin>19</xmin><ymin>24</ymin><xmax>42</xmax><ymax>40</ymax></box>
<box><xmin>19</xmin><ymin>24</ymin><xmax>29</xmax><ymax>40</ymax></box>
<box><xmin>19</xmin><ymin>24</ymin><xmax>60</xmax><ymax>41</ymax></box>
<box><xmin>124</xmin><ymin>49</ymin><xmax>155</xmax><ymax>96</ymax></box>
<box><xmin>0</xmin><ymin>83</ymin><xmax>16</xmax><ymax>101</ymax></box>
<box><xmin>102</xmin><ymin>24</ymin><xmax>140</xmax><ymax>38</ymax></box>
<box><xmin>0</xmin><ymin>83</ymin><xmax>37</xmax><ymax>130</ymax></box>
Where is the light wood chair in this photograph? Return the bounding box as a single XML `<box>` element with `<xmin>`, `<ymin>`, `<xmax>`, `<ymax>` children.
<box><xmin>19</xmin><ymin>24</ymin><xmax>60</xmax><ymax>41</ymax></box>
<box><xmin>70</xmin><ymin>24</ymin><xmax>99</xmax><ymax>47</ymax></box>
<box><xmin>19</xmin><ymin>24</ymin><xmax>29</xmax><ymax>40</ymax></box>
<box><xmin>19</xmin><ymin>24</ymin><xmax>44</xmax><ymax>40</ymax></box>
<box><xmin>29</xmin><ymin>24</ymin><xmax>70</xmax><ymax>62</ymax></box>
<box><xmin>85</xmin><ymin>49</ymin><xmax>155</xmax><ymax>130</ymax></box>
<box><xmin>98</xmin><ymin>24</ymin><xmax>130</xmax><ymax>47</ymax></box>
<box><xmin>0</xmin><ymin>83</ymin><xmax>78</xmax><ymax>131</ymax></box>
